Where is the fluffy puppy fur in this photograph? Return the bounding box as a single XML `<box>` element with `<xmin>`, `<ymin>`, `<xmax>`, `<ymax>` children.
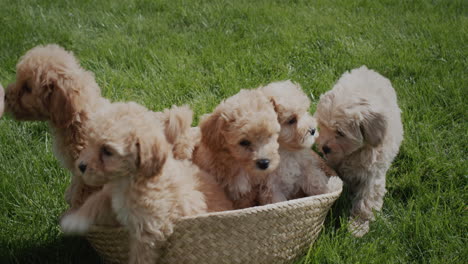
<box><xmin>0</xmin><ymin>84</ymin><xmax>4</xmax><ymax>118</ymax></box>
<box><xmin>61</xmin><ymin>102</ymin><xmax>232</xmax><ymax>264</ymax></box>
<box><xmin>193</xmin><ymin>89</ymin><xmax>281</xmax><ymax>209</ymax></box>
<box><xmin>315</xmin><ymin>66</ymin><xmax>403</xmax><ymax>237</ymax></box>
<box><xmin>258</xmin><ymin>81</ymin><xmax>342</xmax><ymax>204</ymax></box>
<box><xmin>4</xmin><ymin>44</ymin><xmax>109</xmax><ymax>209</ymax></box>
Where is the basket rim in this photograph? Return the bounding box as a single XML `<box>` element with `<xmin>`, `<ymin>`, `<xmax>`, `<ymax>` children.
<box><xmin>184</xmin><ymin>187</ymin><xmax>342</xmax><ymax>219</ymax></box>
<box><xmin>88</xmin><ymin>187</ymin><xmax>342</xmax><ymax>232</ymax></box>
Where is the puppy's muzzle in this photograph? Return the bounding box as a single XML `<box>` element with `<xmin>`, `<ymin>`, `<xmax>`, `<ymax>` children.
<box><xmin>322</xmin><ymin>145</ymin><xmax>331</xmax><ymax>154</ymax></box>
<box><xmin>78</xmin><ymin>162</ymin><xmax>87</xmax><ymax>173</ymax></box>
<box><xmin>256</xmin><ymin>159</ymin><xmax>270</xmax><ymax>170</ymax></box>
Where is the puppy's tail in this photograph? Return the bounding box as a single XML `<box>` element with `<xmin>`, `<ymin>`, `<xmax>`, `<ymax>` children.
<box><xmin>163</xmin><ymin>105</ymin><xmax>193</xmax><ymax>144</ymax></box>
<box><xmin>162</xmin><ymin>105</ymin><xmax>201</xmax><ymax>160</ymax></box>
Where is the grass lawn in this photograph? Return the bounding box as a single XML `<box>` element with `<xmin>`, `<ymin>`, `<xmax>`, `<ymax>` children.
<box><xmin>0</xmin><ymin>0</ymin><xmax>466</xmax><ymax>263</ymax></box>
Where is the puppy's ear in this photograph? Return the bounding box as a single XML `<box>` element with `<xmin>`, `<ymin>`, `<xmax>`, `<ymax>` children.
<box><xmin>200</xmin><ymin>112</ymin><xmax>226</xmax><ymax>150</ymax></box>
<box><xmin>135</xmin><ymin>133</ymin><xmax>168</xmax><ymax>178</ymax></box>
<box><xmin>43</xmin><ymin>74</ymin><xmax>76</xmax><ymax>128</ymax></box>
<box><xmin>360</xmin><ymin>112</ymin><xmax>387</xmax><ymax>146</ymax></box>
<box><xmin>48</xmin><ymin>85</ymin><xmax>76</xmax><ymax>128</ymax></box>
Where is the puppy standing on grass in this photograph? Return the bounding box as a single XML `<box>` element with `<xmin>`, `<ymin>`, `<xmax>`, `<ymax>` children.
<box><xmin>314</xmin><ymin>66</ymin><xmax>403</xmax><ymax>237</ymax></box>
<box><xmin>61</xmin><ymin>102</ymin><xmax>233</xmax><ymax>264</ymax></box>
<box><xmin>258</xmin><ymin>81</ymin><xmax>342</xmax><ymax>204</ymax></box>
<box><xmin>193</xmin><ymin>89</ymin><xmax>281</xmax><ymax>209</ymax></box>
<box><xmin>4</xmin><ymin>44</ymin><xmax>109</xmax><ymax>209</ymax></box>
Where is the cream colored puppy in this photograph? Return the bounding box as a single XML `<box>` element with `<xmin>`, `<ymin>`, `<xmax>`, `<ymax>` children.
<box><xmin>61</xmin><ymin>102</ymin><xmax>232</xmax><ymax>264</ymax></box>
<box><xmin>315</xmin><ymin>66</ymin><xmax>403</xmax><ymax>237</ymax></box>
<box><xmin>258</xmin><ymin>81</ymin><xmax>342</xmax><ymax>204</ymax></box>
<box><xmin>193</xmin><ymin>89</ymin><xmax>281</xmax><ymax>209</ymax></box>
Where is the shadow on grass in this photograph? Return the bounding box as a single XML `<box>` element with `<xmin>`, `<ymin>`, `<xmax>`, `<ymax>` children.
<box><xmin>323</xmin><ymin>186</ymin><xmax>353</xmax><ymax>230</ymax></box>
<box><xmin>1</xmin><ymin>236</ymin><xmax>102</xmax><ymax>264</ymax></box>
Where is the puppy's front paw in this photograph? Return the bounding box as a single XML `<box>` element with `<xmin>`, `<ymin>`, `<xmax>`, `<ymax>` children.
<box><xmin>348</xmin><ymin>217</ymin><xmax>370</xmax><ymax>237</ymax></box>
<box><xmin>60</xmin><ymin>213</ymin><xmax>92</xmax><ymax>235</ymax></box>
<box><xmin>326</xmin><ymin>176</ymin><xmax>343</xmax><ymax>192</ymax></box>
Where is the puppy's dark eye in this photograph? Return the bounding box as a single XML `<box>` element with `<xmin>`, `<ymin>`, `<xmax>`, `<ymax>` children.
<box><xmin>287</xmin><ymin>117</ymin><xmax>297</xmax><ymax>125</ymax></box>
<box><xmin>336</xmin><ymin>130</ymin><xmax>345</xmax><ymax>137</ymax></box>
<box><xmin>22</xmin><ymin>83</ymin><xmax>31</xmax><ymax>93</ymax></box>
<box><xmin>101</xmin><ymin>146</ymin><xmax>113</xmax><ymax>156</ymax></box>
<box><xmin>239</xmin><ymin>140</ymin><xmax>251</xmax><ymax>147</ymax></box>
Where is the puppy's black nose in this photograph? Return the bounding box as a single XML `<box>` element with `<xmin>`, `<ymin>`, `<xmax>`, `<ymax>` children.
<box><xmin>78</xmin><ymin>162</ymin><xmax>87</xmax><ymax>173</ymax></box>
<box><xmin>309</xmin><ymin>128</ymin><xmax>316</xmax><ymax>135</ymax></box>
<box><xmin>322</xmin><ymin>145</ymin><xmax>331</xmax><ymax>154</ymax></box>
<box><xmin>256</xmin><ymin>159</ymin><xmax>270</xmax><ymax>170</ymax></box>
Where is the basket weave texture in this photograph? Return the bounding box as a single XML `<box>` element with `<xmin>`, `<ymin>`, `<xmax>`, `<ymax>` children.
<box><xmin>86</xmin><ymin>188</ymin><xmax>342</xmax><ymax>264</ymax></box>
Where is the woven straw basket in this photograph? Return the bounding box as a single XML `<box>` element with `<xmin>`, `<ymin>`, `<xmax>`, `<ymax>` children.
<box><xmin>86</xmin><ymin>187</ymin><xmax>342</xmax><ymax>264</ymax></box>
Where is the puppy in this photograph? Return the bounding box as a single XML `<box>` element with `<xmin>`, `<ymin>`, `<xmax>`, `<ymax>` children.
<box><xmin>314</xmin><ymin>66</ymin><xmax>403</xmax><ymax>237</ymax></box>
<box><xmin>4</xmin><ymin>44</ymin><xmax>109</xmax><ymax>209</ymax></box>
<box><xmin>193</xmin><ymin>89</ymin><xmax>281</xmax><ymax>209</ymax></box>
<box><xmin>258</xmin><ymin>80</ymin><xmax>342</xmax><ymax>204</ymax></box>
<box><xmin>61</xmin><ymin>102</ymin><xmax>232</xmax><ymax>264</ymax></box>
<box><xmin>0</xmin><ymin>84</ymin><xmax>4</xmax><ymax>118</ymax></box>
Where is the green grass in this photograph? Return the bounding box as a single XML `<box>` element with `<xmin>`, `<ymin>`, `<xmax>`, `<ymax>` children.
<box><xmin>0</xmin><ymin>0</ymin><xmax>466</xmax><ymax>263</ymax></box>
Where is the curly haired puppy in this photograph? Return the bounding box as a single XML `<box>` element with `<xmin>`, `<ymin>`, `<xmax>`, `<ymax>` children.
<box><xmin>0</xmin><ymin>84</ymin><xmax>4</xmax><ymax>118</ymax></box>
<box><xmin>193</xmin><ymin>89</ymin><xmax>281</xmax><ymax>209</ymax></box>
<box><xmin>258</xmin><ymin>80</ymin><xmax>342</xmax><ymax>204</ymax></box>
<box><xmin>4</xmin><ymin>44</ymin><xmax>109</xmax><ymax>209</ymax></box>
<box><xmin>61</xmin><ymin>102</ymin><xmax>232</xmax><ymax>264</ymax></box>
<box><xmin>314</xmin><ymin>66</ymin><xmax>403</xmax><ymax>237</ymax></box>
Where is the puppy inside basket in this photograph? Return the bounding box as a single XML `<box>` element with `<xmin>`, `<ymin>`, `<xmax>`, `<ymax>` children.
<box><xmin>258</xmin><ymin>80</ymin><xmax>341</xmax><ymax>205</ymax></box>
<box><xmin>193</xmin><ymin>89</ymin><xmax>282</xmax><ymax>209</ymax></box>
<box><xmin>61</xmin><ymin>101</ymin><xmax>233</xmax><ymax>263</ymax></box>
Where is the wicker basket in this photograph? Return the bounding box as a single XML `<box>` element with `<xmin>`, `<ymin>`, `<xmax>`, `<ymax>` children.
<box><xmin>86</xmin><ymin>186</ymin><xmax>342</xmax><ymax>264</ymax></box>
